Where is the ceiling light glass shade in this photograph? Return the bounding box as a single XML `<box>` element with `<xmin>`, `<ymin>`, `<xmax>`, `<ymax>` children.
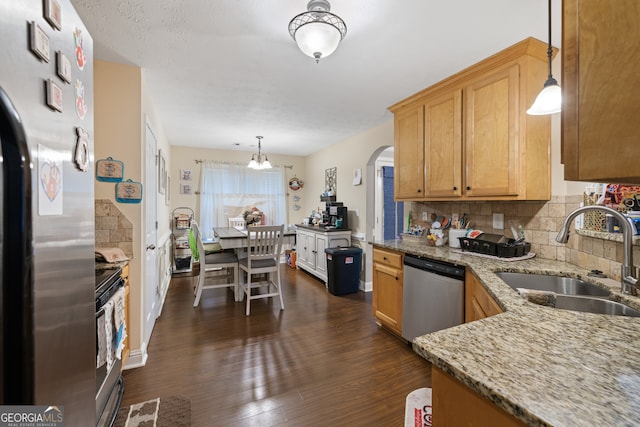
<box><xmin>527</xmin><ymin>78</ymin><xmax>562</xmax><ymax>115</ymax></box>
<box><xmin>289</xmin><ymin>0</ymin><xmax>347</xmax><ymax>62</ymax></box>
<box><xmin>527</xmin><ymin>0</ymin><xmax>561</xmax><ymax>116</ymax></box>
<box><xmin>247</xmin><ymin>156</ymin><xmax>258</xmax><ymax>169</ymax></box>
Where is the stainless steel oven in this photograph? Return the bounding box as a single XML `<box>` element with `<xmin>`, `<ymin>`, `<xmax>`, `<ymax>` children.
<box><xmin>95</xmin><ymin>268</ymin><xmax>125</xmax><ymax>427</ymax></box>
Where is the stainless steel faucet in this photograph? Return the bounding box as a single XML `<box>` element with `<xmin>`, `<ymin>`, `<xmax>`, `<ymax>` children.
<box><xmin>556</xmin><ymin>205</ymin><xmax>638</xmax><ymax>295</ymax></box>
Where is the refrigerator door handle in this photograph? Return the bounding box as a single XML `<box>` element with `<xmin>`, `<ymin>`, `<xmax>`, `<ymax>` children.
<box><xmin>0</xmin><ymin>85</ymin><xmax>34</xmax><ymax>403</ymax></box>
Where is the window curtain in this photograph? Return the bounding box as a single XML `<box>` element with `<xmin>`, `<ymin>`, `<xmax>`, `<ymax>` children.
<box><xmin>199</xmin><ymin>161</ymin><xmax>287</xmax><ymax>240</ymax></box>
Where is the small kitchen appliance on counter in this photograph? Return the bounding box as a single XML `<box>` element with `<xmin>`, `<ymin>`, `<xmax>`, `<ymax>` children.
<box><xmin>323</xmin><ymin>202</ymin><xmax>349</xmax><ymax>229</ymax></box>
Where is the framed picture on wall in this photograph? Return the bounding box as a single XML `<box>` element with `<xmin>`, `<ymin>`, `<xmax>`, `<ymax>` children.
<box><xmin>180</xmin><ymin>169</ymin><xmax>192</xmax><ymax>181</ymax></box>
<box><xmin>158</xmin><ymin>149</ymin><xmax>166</xmax><ymax>194</ymax></box>
<box><xmin>165</xmin><ymin>176</ymin><xmax>171</xmax><ymax>206</ymax></box>
<box><xmin>180</xmin><ymin>183</ymin><xmax>192</xmax><ymax>195</ymax></box>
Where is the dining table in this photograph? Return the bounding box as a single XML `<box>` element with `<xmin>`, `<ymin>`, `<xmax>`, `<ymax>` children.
<box><xmin>212</xmin><ymin>226</ymin><xmax>296</xmax><ymax>249</ymax></box>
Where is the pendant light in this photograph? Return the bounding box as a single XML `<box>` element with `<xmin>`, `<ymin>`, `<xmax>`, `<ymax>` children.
<box><xmin>527</xmin><ymin>0</ymin><xmax>561</xmax><ymax>115</ymax></box>
<box><xmin>247</xmin><ymin>136</ymin><xmax>272</xmax><ymax>170</ymax></box>
<box><xmin>288</xmin><ymin>0</ymin><xmax>347</xmax><ymax>63</ymax></box>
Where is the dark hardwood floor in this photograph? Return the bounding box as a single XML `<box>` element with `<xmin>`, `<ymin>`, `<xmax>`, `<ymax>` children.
<box><xmin>121</xmin><ymin>265</ymin><xmax>432</xmax><ymax>426</ymax></box>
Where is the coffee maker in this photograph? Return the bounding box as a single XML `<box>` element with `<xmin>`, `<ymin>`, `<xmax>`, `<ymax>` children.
<box><xmin>324</xmin><ymin>202</ymin><xmax>348</xmax><ymax>229</ymax></box>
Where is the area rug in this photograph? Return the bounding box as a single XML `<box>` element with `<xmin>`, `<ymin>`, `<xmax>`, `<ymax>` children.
<box><xmin>113</xmin><ymin>395</ymin><xmax>191</xmax><ymax>427</ymax></box>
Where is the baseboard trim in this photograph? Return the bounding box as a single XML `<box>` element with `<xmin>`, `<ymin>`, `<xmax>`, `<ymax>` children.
<box><xmin>362</xmin><ymin>280</ymin><xmax>372</xmax><ymax>292</ymax></box>
<box><xmin>123</xmin><ymin>343</ymin><xmax>149</xmax><ymax>370</ymax></box>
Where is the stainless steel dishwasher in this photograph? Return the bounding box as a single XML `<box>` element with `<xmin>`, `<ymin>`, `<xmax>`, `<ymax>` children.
<box><xmin>402</xmin><ymin>254</ymin><xmax>465</xmax><ymax>342</ymax></box>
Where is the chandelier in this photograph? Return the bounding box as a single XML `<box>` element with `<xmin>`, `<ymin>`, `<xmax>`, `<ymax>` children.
<box><xmin>288</xmin><ymin>0</ymin><xmax>347</xmax><ymax>63</ymax></box>
<box><xmin>247</xmin><ymin>136</ymin><xmax>272</xmax><ymax>170</ymax></box>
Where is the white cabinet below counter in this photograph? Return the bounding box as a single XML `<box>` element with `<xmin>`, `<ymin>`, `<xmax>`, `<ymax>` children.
<box><xmin>295</xmin><ymin>226</ymin><xmax>351</xmax><ymax>284</ymax></box>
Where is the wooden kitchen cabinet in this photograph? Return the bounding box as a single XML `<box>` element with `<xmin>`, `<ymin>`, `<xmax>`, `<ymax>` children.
<box><xmin>389</xmin><ymin>37</ymin><xmax>552</xmax><ymax>201</ymax></box>
<box><xmin>424</xmin><ymin>89</ymin><xmax>463</xmax><ymax>198</ymax></box>
<box><xmin>562</xmin><ymin>0</ymin><xmax>640</xmax><ymax>183</ymax></box>
<box><xmin>121</xmin><ymin>262</ymin><xmax>130</xmax><ymax>369</ymax></box>
<box><xmin>394</xmin><ymin>104</ymin><xmax>425</xmax><ymax>199</ymax></box>
<box><xmin>465</xmin><ymin>270</ymin><xmax>503</xmax><ymax>323</ymax></box>
<box><xmin>432</xmin><ymin>366</ymin><xmax>528</xmax><ymax>426</ymax></box>
<box><xmin>372</xmin><ymin>247</ymin><xmax>404</xmax><ymax>336</ymax></box>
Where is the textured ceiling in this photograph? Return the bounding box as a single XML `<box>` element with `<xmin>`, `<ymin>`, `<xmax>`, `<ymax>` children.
<box><xmin>70</xmin><ymin>0</ymin><xmax>561</xmax><ymax>156</ymax></box>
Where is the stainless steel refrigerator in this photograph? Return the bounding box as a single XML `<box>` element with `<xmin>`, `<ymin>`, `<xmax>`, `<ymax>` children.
<box><xmin>0</xmin><ymin>0</ymin><xmax>96</xmax><ymax>425</ymax></box>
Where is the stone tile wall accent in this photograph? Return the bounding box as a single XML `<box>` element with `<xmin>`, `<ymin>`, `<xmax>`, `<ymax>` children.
<box><xmin>95</xmin><ymin>199</ymin><xmax>133</xmax><ymax>258</ymax></box>
<box><xmin>411</xmin><ymin>195</ymin><xmax>639</xmax><ymax>281</ymax></box>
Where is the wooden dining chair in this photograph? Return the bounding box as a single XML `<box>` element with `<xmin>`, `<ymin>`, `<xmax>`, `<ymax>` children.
<box><xmin>238</xmin><ymin>224</ymin><xmax>284</xmax><ymax>315</ymax></box>
<box><xmin>192</xmin><ymin>221</ymin><xmax>239</xmax><ymax>307</ymax></box>
<box><xmin>228</xmin><ymin>216</ymin><xmax>245</xmax><ymax>230</ymax></box>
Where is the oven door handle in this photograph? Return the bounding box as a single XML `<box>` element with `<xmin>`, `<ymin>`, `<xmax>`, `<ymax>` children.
<box><xmin>96</xmin><ymin>307</ymin><xmax>105</xmax><ymax>319</ymax></box>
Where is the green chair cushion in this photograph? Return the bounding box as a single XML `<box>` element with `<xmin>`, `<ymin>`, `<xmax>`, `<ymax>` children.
<box><xmin>203</xmin><ymin>242</ymin><xmax>223</xmax><ymax>254</ymax></box>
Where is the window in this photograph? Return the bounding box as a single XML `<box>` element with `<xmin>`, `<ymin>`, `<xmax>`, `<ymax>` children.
<box><xmin>199</xmin><ymin>161</ymin><xmax>286</xmax><ymax>240</ymax></box>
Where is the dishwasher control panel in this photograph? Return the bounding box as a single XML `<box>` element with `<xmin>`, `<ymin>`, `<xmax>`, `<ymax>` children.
<box><xmin>404</xmin><ymin>255</ymin><xmax>465</xmax><ymax>279</ymax></box>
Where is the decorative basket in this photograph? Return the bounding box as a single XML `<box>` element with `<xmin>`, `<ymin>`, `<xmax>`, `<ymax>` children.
<box><xmin>583</xmin><ymin>193</ymin><xmax>605</xmax><ymax>231</ymax></box>
<box><xmin>400</xmin><ymin>233</ymin><xmax>427</xmax><ymax>245</ymax></box>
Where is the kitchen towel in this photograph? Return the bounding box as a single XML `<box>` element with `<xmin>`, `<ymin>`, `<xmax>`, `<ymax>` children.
<box><xmin>96</xmin><ymin>313</ymin><xmax>107</xmax><ymax>368</ymax></box>
<box><xmin>95</xmin><ymin>247</ymin><xmax>130</xmax><ymax>263</ymax></box>
<box><xmin>111</xmin><ymin>287</ymin><xmax>127</xmax><ymax>359</ymax></box>
<box><xmin>103</xmin><ymin>300</ymin><xmax>115</xmax><ymax>370</ymax></box>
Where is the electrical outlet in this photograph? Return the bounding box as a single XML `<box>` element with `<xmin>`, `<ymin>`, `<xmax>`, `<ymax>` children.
<box><xmin>422</xmin><ymin>211</ymin><xmax>428</xmax><ymax>221</ymax></box>
<box><xmin>493</xmin><ymin>213</ymin><xmax>504</xmax><ymax>230</ymax></box>
<box><xmin>355</xmin><ymin>208</ymin><xmax>360</xmax><ymax>217</ymax></box>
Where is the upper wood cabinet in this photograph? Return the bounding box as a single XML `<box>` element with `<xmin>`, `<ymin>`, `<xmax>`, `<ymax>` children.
<box><xmin>562</xmin><ymin>0</ymin><xmax>640</xmax><ymax>183</ymax></box>
<box><xmin>389</xmin><ymin>37</ymin><xmax>552</xmax><ymax>201</ymax></box>
<box><xmin>394</xmin><ymin>105</ymin><xmax>425</xmax><ymax>199</ymax></box>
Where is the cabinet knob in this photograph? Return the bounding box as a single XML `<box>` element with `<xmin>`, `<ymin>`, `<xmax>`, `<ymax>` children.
<box><xmin>453</xmin><ymin>186</ymin><xmax>457</xmax><ymax>191</ymax></box>
<box><xmin>383</xmin><ymin>256</ymin><xmax>387</xmax><ymax>260</ymax></box>
<box><xmin>417</xmin><ymin>189</ymin><xmax>422</xmax><ymax>193</ymax></box>
<box><xmin>146</xmin><ymin>244</ymin><xmax>156</xmax><ymax>251</ymax></box>
<box><xmin>466</xmin><ymin>186</ymin><xmax>471</xmax><ymax>190</ymax></box>
<box><xmin>395</xmin><ymin>276</ymin><xmax>399</xmax><ymax>281</ymax></box>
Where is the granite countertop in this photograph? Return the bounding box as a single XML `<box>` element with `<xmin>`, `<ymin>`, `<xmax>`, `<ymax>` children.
<box><xmin>295</xmin><ymin>224</ymin><xmax>351</xmax><ymax>232</ymax></box>
<box><xmin>372</xmin><ymin>240</ymin><xmax>640</xmax><ymax>426</ymax></box>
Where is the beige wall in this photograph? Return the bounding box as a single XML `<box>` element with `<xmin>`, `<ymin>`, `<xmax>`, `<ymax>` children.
<box><xmin>95</xmin><ymin>61</ymin><xmax>172</xmax><ymax>364</ymax></box>
<box><xmin>168</xmin><ymin>146</ymin><xmax>306</xmax><ymax>227</ymax></box>
<box><xmin>303</xmin><ymin>120</ymin><xmax>394</xmax><ymax>237</ymax></box>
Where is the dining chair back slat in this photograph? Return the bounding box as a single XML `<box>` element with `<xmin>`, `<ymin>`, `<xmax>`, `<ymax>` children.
<box><xmin>238</xmin><ymin>224</ymin><xmax>285</xmax><ymax>315</ymax></box>
<box><xmin>191</xmin><ymin>221</ymin><xmax>239</xmax><ymax>307</ymax></box>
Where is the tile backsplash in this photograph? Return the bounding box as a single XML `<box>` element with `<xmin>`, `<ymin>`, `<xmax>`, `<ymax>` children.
<box><xmin>411</xmin><ymin>195</ymin><xmax>639</xmax><ymax>281</ymax></box>
<box><xmin>95</xmin><ymin>199</ymin><xmax>133</xmax><ymax>257</ymax></box>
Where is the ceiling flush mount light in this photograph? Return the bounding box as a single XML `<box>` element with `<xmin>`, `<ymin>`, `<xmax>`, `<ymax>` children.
<box><xmin>527</xmin><ymin>0</ymin><xmax>561</xmax><ymax>115</ymax></box>
<box><xmin>288</xmin><ymin>0</ymin><xmax>347</xmax><ymax>63</ymax></box>
<box><xmin>247</xmin><ymin>136</ymin><xmax>272</xmax><ymax>170</ymax></box>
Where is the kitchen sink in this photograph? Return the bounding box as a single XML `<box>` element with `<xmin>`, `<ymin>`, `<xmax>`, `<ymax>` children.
<box><xmin>554</xmin><ymin>295</ymin><xmax>640</xmax><ymax>317</ymax></box>
<box><xmin>495</xmin><ymin>272</ymin><xmax>611</xmax><ymax>297</ymax></box>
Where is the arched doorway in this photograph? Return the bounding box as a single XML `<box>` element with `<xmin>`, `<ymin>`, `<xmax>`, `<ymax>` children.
<box><xmin>363</xmin><ymin>145</ymin><xmax>404</xmax><ymax>291</ymax></box>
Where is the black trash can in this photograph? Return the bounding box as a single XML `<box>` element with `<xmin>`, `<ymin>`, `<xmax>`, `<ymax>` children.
<box><xmin>325</xmin><ymin>246</ymin><xmax>362</xmax><ymax>295</ymax></box>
